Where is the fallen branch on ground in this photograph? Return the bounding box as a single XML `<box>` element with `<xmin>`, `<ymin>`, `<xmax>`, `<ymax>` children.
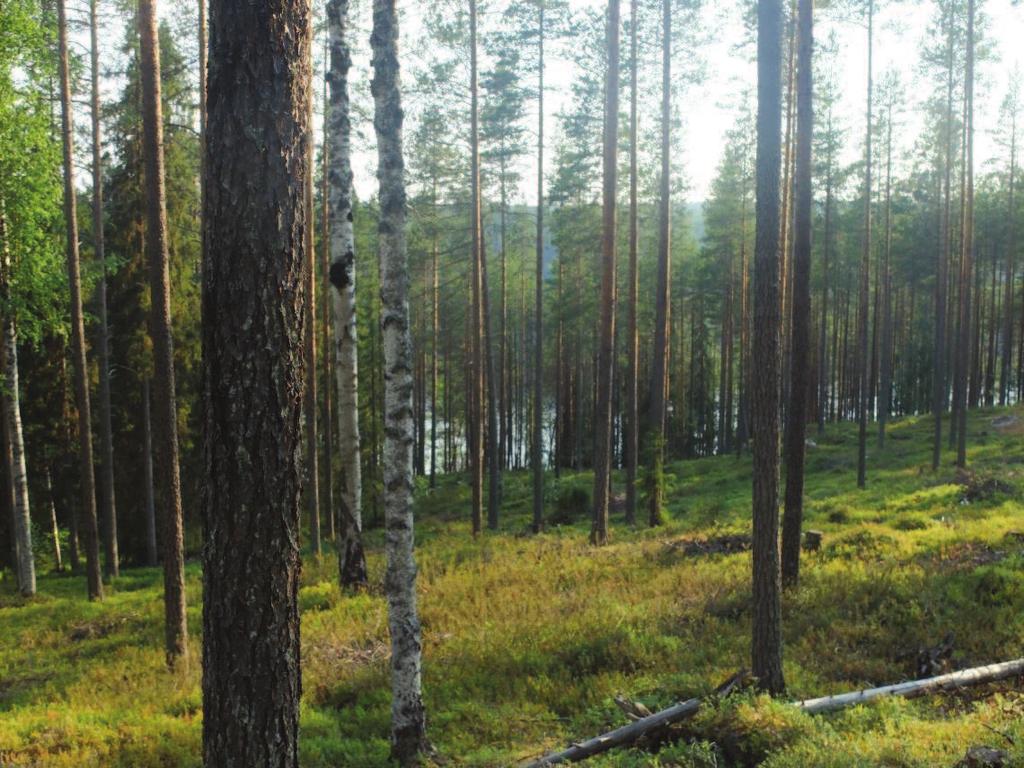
<box><xmin>526</xmin><ymin>658</ymin><xmax>1024</xmax><ymax>765</ymax></box>
<box><xmin>523</xmin><ymin>670</ymin><xmax>750</xmax><ymax>766</ymax></box>
<box><xmin>795</xmin><ymin>658</ymin><xmax>1024</xmax><ymax>714</ymax></box>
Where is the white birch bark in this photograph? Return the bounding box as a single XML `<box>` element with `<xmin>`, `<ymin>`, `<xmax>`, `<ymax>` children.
<box><xmin>326</xmin><ymin>0</ymin><xmax>367</xmax><ymax>588</ymax></box>
<box><xmin>0</xmin><ymin>207</ymin><xmax>35</xmax><ymax>597</ymax></box>
<box><xmin>370</xmin><ymin>1</ymin><xmax>426</xmax><ymax>760</ymax></box>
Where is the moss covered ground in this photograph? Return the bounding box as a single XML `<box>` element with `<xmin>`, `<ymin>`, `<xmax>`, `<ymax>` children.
<box><xmin>2</xmin><ymin>407</ymin><xmax>1024</xmax><ymax>766</ymax></box>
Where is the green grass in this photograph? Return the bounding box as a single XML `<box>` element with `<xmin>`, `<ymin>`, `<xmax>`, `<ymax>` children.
<box><xmin>3</xmin><ymin>408</ymin><xmax>1024</xmax><ymax>766</ymax></box>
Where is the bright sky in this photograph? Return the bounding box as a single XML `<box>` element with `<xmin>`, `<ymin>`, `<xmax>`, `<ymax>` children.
<box><xmin>137</xmin><ymin>0</ymin><xmax>1023</xmax><ymax>205</ymax></box>
<box><xmin>345</xmin><ymin>0</ymin><xmax>1023</xmax><ymax>205</ymax></box>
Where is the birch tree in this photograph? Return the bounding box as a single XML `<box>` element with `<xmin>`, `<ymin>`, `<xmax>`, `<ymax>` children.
<box><xmin>327</xmin><ymin>0</ymin><xmax>368</xmax><ymax>588</ymax></box>
<box><xmin>371</xmin><ymin>0</ymin><xmax>428</xmax><ymax>760</ymax></box>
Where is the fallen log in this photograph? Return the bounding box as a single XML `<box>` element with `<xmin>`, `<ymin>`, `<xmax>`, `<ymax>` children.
<box><xmin>795</xmin><ymin>658</ymin><xmax>1024</xmax><ymax>715</ymax></box>
<box><xmin>523</xmin><ymin>670</ymin><xmax>749</xmax><ymax>766</ymax></box>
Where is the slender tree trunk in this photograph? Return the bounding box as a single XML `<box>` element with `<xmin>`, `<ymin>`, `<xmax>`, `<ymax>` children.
<box><xmin>201</xmin><ymin>0</ymin><xmax>310</xmax><ymax>756</ymax></box>
<box><xmin>371</xmin><ymin>2</ymin><xmax>428</xmax><ymax>759</ymax></box>
<box><xmin>933</xmin><ymin>11</ymin><xmax>954</xmax><ymax>471</ymax></box>
<box><xmin>469</xmin><ymin>0</ymin><xmax>484</xmax><ymax>537</ymax></box>
<box><xmin>431</xmin><ymin>235</ymin><xmax>439</xmax><ymax>487</ymax></box>
<box><xmin>481</xmin><ymin>239</ymin><xmax>501</xmax><ymax>529</ymax></box>
<box><xmin>139</xmin><ymin>0</ymin><xmax>188</xmax><ymax>667</ymax></box>
<box><xmin>646</xmin><ymin>0</ymin><xmax>671</xmax><ymax>529</ymax></box>
<box><xmin>90</xmin><ymin>0</ymin><xmax>118</xmax><ymax>580</ymax></box>
<box><xmin>321</xmin><ymin>42</ymin><xmax>336</xmax><ymax>541</ymax></box>
<box><xmin>327</xmin><ymin>0</ymin><xmax>368</xmax><ymax>589</ymax></box>
<box><xmin>57</xmin><ymin>0</ymin><xmax>103</xmax><ymax>602</ymax></box>
<box><xmin>625</xmin><ymin>0</ymin><xmax>639</xmax><ymax>526</ymax></box>
<box><xmin>878</xmin><ymin>100</ymin><xmax>894</xmax><ymax>446</ymax></box>
<box><xmin>45</xmin><ymin>469</ymin><xmax>62</xmax><ymax>572</ymax></box>
<box><xmin>752</xmin><ymin>0</ymin><xmax>785</xmax><ymax>694</ymax></box>
<box><xmin>781</xmin><ymin>0</ymin><xmax>812</xmax><ymax>588</ymax></box>
<box><xmin>817</xmin><ymin>147</ymin><xmax>833</xmax><ymax>436</ymax></box>
<box><xmin>0</xmin><ymin>208</ymin><xmax>34</xmax><ymax>597</ymax></box>
<box><xmin>856</xmin><ymin>0</ymin><xmax>873</xmax><ymax>489</ymax></box>
<box><xmin>1000</xmin><ymin>110</ymin><xmax>1016</xmax><ymax>406</ymax></box>
<box><xmin>142</xmin><ymin>378</ymin><xmax>158</xmax><ymax>568</ymax></box>
<box><xmin>304</xmin><ymin>89</ymin><xmax>321</xmax><ymax>556</ymax></box>
<box><xmin>532</xmin><ymin>0</ymin><xmax>545</xmax><ymax>533</ymax></box>
<box><xmin>955</xmin><ymin>0</ymin><xmax>975</xmax><ymax>468</ymax></box>
<box><xmin>590</xmin><ymin>0</ymin><xmax>621</xmax><ymax>546</ymax></box>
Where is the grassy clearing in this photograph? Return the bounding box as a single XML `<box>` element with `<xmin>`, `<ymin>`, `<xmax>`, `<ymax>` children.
<box><xmin>2</xmin><ymin>408</ymin><xmax>1024</xmax><ymax>766</ymax></box>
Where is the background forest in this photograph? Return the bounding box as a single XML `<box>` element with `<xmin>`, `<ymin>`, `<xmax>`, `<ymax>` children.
<box><xmin>2</xmin><ymin>0</ymin><xmax>1024</xmax><ymax>763</ymax></box>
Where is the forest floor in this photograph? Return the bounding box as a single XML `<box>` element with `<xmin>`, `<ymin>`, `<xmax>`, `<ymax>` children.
<box><xmin>2</xmin><ymin>407</ymin><xmax>1024</xmax><ymax>767</ymax></box>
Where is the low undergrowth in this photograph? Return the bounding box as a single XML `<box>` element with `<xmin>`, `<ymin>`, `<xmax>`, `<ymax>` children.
<box><xmin>2</xmin><ymin>408</ymin><xmax>1023</xmax><ymax>766</ymax></box>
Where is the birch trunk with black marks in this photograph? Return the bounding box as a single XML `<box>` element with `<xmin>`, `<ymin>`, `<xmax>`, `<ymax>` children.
<box><xmin>45</xmin><ymin>470</ymin><xmax>62</xmax><ymax>572</ymax></box>
<box><xmin>327</xmin><ymin>0</ymin><xmax>367</xmax><ymax>588</ymax></box>
<box><xmin>0</xmin><ymin>207</ymin><xmax>34</xmax><ymax>597</ymax></box>
<box><xmin>201</xmin><ymin>0</ymin><xmax>310</xmax><ymax>757</ymax></box>
<box><xmin>590</xmin><ymin>0</ymin><xmax>621</xmax><ymax>546</ymax></box>
<box><xmin>139</xmin><ymin>0</ymin><xmax>188</xmax><ymax>667</ymax></box>
<box><xmin>57</xmin><ymin>0</ymin><xmax>103</xmax><ymax>602</ymax></box>
<box><xmin>999</xmin><ymin>103</ymin><xmax>1016</xmax><ymax>407</ymax></box>
<box><xmin>371</xmin><ymin>1</ymin><xmax>428</xmax><ymax>760</ymax></box>
<box><xmin>90</xmin><ymin>0</ymin><xmax>118</xmax><ymax>580</ymax></box>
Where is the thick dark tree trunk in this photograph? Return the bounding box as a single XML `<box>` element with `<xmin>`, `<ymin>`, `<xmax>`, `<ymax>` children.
<box><xmin>591</xmin><ymin>0</ymin><xmax>621</xmax><ymax>546</ymax></box>
<box><xmin>781</xmin><ymin>0</ymin><xmax>812</xmax><ymax>588</ymax></box>
<box><xmin>625</xmin><ymin>0</ymin><xmax>638</xmax><ymax>526</ymax></box>
<box><xmin>139</xmin><ymin>0</ymin><xmax>188</xmax><ymax>667</ymax></box>
<box><xmin>57</xmin><ymin>0</ymin><xmax>103</xmax><ymax>602</ymax></box>
<box><xmin>201</xmin><ymin>0</ymin><xmax>310</xmax><ymax>757</ymax></box>
<box><xmin>752</xmin><ymin>0</ymin><xmax>785</xmax><ymax>695</ymax></box>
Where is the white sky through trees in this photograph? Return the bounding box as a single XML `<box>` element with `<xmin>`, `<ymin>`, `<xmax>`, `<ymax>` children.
<box><xmin>141</xmin><ymin>0</ymin><xmax>1023</xmax><ymax>206</ymax></box>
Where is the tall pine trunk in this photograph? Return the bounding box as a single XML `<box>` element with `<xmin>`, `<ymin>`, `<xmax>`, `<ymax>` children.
<box><xmin>590</xmin><ymin>0</ymin><xmax>621</xmax><ymax>546</ymax></box>
<box><xmin>371</xmin><ymin>1</ymin><xmax>428</xmax><ymax>759</ymax></box>
<box><xmin>856</xmin><ymin>0</ymin><xmax>873</xmax><ymax>489</ymax></box>
<box><xmin>531</xmin><ymin>0</ymin><xmax>545</xmax><ymax>533</ymax></box>
<box><xmin>139</xmin><ymin>0</ymin><xmax>188</xmax><ymax>667</ymax></box>
<box><xmin>646</xmin><ymin>0</ymin><xmax>671</xmax><ymax>529</ymax></box>
<box><xmin>625</xmin><ymin>0</ymin><xmax>639</xmax><ymax>526</ymax></box>
<box><xmin>57</xmin><ymin>0</ymin><xmax>103</xmax><ymax>602</ymax></box>
<box><xmin>90</xmin><ymin>0</ymin><xmax>118</xmax><ymax>580</ymax></box>
<box><xmin>326</xmin><ymin>0</ymin><xmax>368</xmax><ymax>588</ymax></box>
<box><xmin>878</xmin><ymin>99</ymin><xmax>894</xmax><ymax>446</ymax></box>
<box><xmin>1000</xmin><ymin>107</ymin><xmax>1016</xmax><ymax>406</ymax></box>
<box><xmin>752</xmin><ymin>0</ymin><xmax>785</xmax><ymax>694</ymax></box>
<box><xmin>201</xmin><ymin>0</ymin><xmax>310</xmax><ymax>756</ymax></box>
<box><xmin>469</xmin><ymin>0</ymin><xmax>484</xmax><ymax>537</ymax></box>
<box><xmin>955</xmin><ymin>0</ymin><xmax>975</xmax><ymax>468</ymax></box>
<box><xmin>304</xmin><ymin>95</ymin><xmax>321</xmax><ymax>557</ymax></box>
<box><xmin>781</xmin><ymin>0</ymin><xmax>812</xmax><ymax>588</ymax></box>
